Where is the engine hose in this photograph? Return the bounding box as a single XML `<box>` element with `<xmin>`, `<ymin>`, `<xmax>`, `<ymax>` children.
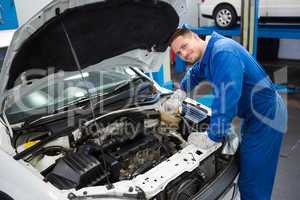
<box><xmin>168</xmin><ymin>131</ymin><xmax>188</xmax><ymax>147</ymax></box>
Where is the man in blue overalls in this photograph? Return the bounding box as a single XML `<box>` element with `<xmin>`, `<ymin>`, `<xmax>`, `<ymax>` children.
<box><xmin>167</xmin><ymin>29</ymin><xmax>287</xmax><ymax>200</ymax></box>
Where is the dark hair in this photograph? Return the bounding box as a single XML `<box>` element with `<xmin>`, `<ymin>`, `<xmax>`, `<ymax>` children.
<box><xmin>168</xmin><ymin>28</ymin><xmax>192</xmax><ymax>46</ymax></box>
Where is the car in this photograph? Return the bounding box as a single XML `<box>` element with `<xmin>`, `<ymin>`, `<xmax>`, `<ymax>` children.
<box><xmin>0</xmin><ymin>0</ymin><xmax>239</xmax><ymax>200</ymax></box>
<box><xmin>200</xmin><ymin>0</ymin><xmax>300</xmax><ymax>28</ymax></box>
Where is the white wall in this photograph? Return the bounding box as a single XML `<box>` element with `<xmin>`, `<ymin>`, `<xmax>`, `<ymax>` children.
<box><xmin>278</xmin><ymin>39</ymin><xmax>300</xmax><ymax>60</ymax></box>
<box><xmin>14</xmin><ymin>0</ymin><xmax>53</xmax><ymax>26</ymax></box>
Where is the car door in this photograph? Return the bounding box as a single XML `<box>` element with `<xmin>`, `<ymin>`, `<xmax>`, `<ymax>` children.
<box><xmin>259</xmin><ymin>0</ymin><xmax>268</xmax><ymax>17</ymax></box>
<box><xmin>266</xmin><ymin>0</ymin><xmax>300</xmax><ymax>17</ymax></box>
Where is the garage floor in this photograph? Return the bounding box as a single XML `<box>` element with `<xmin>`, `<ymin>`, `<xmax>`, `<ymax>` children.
<box><xmin>171</xmin><ymin>59</ymin><xmax>300</xmax><ymax>199</ymax></box>
<box><xmin>272</xmin><ymin>92</ymin><xmax>300</xmax><ymax>200</ymax></box>
<box><xmin>265</xmin><ymin>61</ymin><xmax>300</xmax><ymax>200</ymax></box>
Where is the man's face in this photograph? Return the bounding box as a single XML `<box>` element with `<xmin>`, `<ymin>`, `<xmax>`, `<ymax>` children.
<box><xmin>171</xmin><ymin>33</ymin><xmax>204</xmax><ymax>64</ymax></box>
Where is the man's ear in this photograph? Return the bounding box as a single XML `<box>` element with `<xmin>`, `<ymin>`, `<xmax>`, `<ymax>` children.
<box><xmin>192</xmin><ymin>32</ymin><xmax>200</xmax><ymax>41</ymax></box>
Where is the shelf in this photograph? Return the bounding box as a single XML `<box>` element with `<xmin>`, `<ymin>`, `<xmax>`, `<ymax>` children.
<box><xmin>189</xmin><ymin>24</ymin><xmax>300</xmax><ymax>39</ymax></box>
<box><xmin>257</xmin><ymin>25</ymin><xmax>300</xmax><ymax>39</ymax></box>
<box><xmin>189</xmin><ymin>26</ymin><xmax>240</xmax><ymax>37</ymax></box>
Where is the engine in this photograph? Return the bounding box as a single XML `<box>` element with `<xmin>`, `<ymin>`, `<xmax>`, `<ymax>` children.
<box><xmin>19</xmin><ymin>109</ymin><xmax>190</xmax><ymax>190</ymax></box>
<box><xmin>11</xmin><ymin>97</ymin><xmax>238</xmax><ymax>200</ymax></box>
<box><xmin>12</xmin><ymin>97</ymin><xmax>234</xmax><ymax>200</ymax></box>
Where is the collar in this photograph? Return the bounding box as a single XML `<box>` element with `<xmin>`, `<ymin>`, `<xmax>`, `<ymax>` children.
<box><xmin>200</xmin><ymin>32</ymin><xmax>223</xmax><ymax>66</ymax></box>
<box><xmin>204</xmin><ymin>35</ymin><xmax>211</xmax><ymax>48</ymax></box>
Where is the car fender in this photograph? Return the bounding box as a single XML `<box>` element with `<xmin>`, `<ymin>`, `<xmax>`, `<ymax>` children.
<box><xmin>0</xmin><ymin>149</ymin><xmax>66</xmax><ymax>200</ymax></box>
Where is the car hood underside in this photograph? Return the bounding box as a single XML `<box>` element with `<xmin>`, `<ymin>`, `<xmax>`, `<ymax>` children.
<box><xmin>0</xmin><ymin>0</ymin><xmax>180</xmax><ymax>92</ymax></box>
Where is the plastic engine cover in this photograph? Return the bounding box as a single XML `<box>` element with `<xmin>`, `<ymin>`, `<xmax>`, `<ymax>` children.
<box><xmin>46</xmin><ymin>151</ymin><xmax>107</xmax><ymax>190</ymax></box>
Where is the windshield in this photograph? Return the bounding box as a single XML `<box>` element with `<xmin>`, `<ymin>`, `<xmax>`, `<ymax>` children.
<box><xmin>5</xmin><ymin>66</ymin><xmax>138</xmax><ymax>122</ymax></box>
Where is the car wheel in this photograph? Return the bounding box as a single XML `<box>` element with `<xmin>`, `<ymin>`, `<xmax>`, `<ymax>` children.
<box><xmin>213</xmin><ymin>4</ymin><xmax>237</xmax><ymax>29</ymax></box>
<box><xmin>0</xmin><ymin>192</ymin><xmax>14</xmax><ymax>200</ymax></box>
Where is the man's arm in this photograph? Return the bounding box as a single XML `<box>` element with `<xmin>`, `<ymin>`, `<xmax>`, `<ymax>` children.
<box><xmin>208</xmin><ymin>51</ymin><xmax>244</xmax><ymax>142</ymax></box>
<box><xmin>160</xmin><ymin>62</ymin><xmax>202</xmax><ymax>114</ymax></box>
<box><xmin>180</xmin><ymin>62</ymin><xmax>204</xmax><ymax>92</ymax></box>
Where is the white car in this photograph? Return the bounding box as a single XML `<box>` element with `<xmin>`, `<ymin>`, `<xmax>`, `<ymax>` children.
<box><xmin>200</xmin><ymin>0</ymin><xmax>300</xmax><ymax>28</ymax></box>
<box><xmin>0</xmin><ymin>1</ymin><xmax>239</xmax><ymax>200</ymax></box>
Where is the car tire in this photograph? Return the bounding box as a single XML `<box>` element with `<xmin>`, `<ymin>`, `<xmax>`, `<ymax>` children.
<box><xmin>213</xmin><ymin>4</ymin><xmax>237</xmax><ymax>29</ymax></box>
<box><xmin>0</xmin><ymin>192</ymin><xmax>14</xmax><ymax>200</ymax></box>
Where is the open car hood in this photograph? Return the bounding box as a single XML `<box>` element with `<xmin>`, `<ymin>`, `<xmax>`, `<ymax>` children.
<box><xmin>0</xmin><ymin>0</ymin><xmax>184</xmax><ymax>95</ymax></box>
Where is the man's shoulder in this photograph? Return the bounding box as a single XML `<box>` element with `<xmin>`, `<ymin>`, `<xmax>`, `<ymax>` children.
<box><xmin>211</xmin><ymin>37</ymin><xmax>241</xmax><ymax>57</ymax></box>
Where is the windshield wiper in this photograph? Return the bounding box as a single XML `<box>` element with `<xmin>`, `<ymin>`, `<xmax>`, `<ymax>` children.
<box><xmin>54</xmin><ymin>92</ymin><xmax>104</xmax><ymax>113</ymax></box>
<box><xmin>111</xmin><ymin>81</ymin><xmax>130</xmax><ymax>92</ymax></box>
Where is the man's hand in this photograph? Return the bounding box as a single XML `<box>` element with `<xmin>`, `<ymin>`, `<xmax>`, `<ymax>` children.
<box><xmin>160</xmin><ymin>89</ymin><xmax>186</xmax><ymax>114</ymax></box>
<box><xmin>222</xmin><ymin>126</ymin><xmax>239</xmax><ymax>155</ymax></box>
<box><xmin>188</xmin><ymin>131</ymin><xmax>217</xmax><ymax>150</ymax></box>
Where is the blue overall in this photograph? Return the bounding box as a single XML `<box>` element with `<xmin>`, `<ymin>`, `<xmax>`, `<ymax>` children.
<box><xmin>180</xmin><ymin>32</ymin><xmax>287</xmax><ymax>200</ymax></box>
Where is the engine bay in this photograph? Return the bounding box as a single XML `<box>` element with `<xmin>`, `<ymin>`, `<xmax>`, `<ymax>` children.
<box><xmin>11</xmin><ymin>100</ymin><xmax>236</xmax><ymax>199</ymax></box>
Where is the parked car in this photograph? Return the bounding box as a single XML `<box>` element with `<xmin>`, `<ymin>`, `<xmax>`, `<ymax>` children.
<box><xmin>200</xmin><ymin>0</ymin><xmax>300</xmax><ymax>28</ymax></box>
<box><xmin>0</xmin><ymin>1</ymin><xmax>239</xmax><ymax>200</ymax></box>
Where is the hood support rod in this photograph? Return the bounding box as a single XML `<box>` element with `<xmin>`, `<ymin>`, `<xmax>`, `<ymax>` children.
<box><xmin>60</xmin><ymin>20</ymin><xmax>113</xmax><ymax>189</ymax></box>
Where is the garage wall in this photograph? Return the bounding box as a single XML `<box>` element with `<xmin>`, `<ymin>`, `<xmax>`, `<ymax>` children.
<box><xmin>278</xmin><ymin>39</ymin><xmax>300</xmax><ymax>60</ymax></box>
<box><xmin>0</xmin><ymin>0</ymin><xmax>18</xmax><ymax>30</ymax></box>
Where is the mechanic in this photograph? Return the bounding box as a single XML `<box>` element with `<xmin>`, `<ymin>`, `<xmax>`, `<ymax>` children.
<box><xmin>164</xmin><ymin>29</ymin><xmax>287</xmax><ymax>200</ymax></box>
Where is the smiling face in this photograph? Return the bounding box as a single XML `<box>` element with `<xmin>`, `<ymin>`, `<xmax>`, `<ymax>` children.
<box><xmin>170</xmin><ymin>31</ymin><xmax>205</xmax><ymax>65</ymax></box>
